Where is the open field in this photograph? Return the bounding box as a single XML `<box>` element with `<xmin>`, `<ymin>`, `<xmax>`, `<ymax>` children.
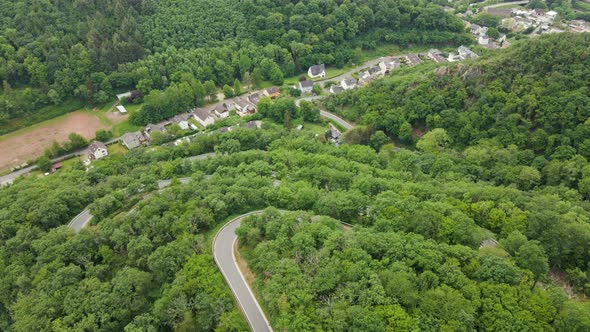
<box><xmin>0</xmin><ymin>110</ymin><xmax>126</xmax><ymax>171</ymax></box>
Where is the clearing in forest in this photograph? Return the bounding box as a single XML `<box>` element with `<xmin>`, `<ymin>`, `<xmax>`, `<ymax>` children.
<box><xmin>0</xmin><ymin>110</ymin><xmax>126</xmax><ymax>171</ymax></box>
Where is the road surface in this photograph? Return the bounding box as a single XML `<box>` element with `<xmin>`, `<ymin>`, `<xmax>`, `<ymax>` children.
<box><xmin>295</xmin><ymin>96</ymin><xmax>354</xmax><ymax>130</ymax></box>
<box><xmin>66</xmin><ymin>152</ymin><xmax>215</xmax><ymax>233</ymax></box>
<box><xmin>67</xmin><ymin>209</ymin><xmax>94</xmax><ymax>232</ymax></box>
<box><xmin>320</xmin><ymin>110</ymin><xmax>354</xmax><ymax>130</ymax></box>
<box><xmin>213</xmin><ymin>211</ymin><xmax>273</xmax><ymax>332</ymax></box>
<box><xmin>0</xmin><ymin>137</ymin><xmax>120</xmax><ymax>187</ymax></box>
<box><xmin>483</xmin><ymin>0</ymin><xmax>528</xmax><ymax>9</ymax></box>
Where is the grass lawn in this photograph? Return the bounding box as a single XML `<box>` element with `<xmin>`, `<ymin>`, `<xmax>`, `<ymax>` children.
<box><xmin>111</xmin><ymin>102</ymin><xmax>143</xmax><ymax>137</ymax></box>
<box><xmin>112</xmin><ymin>121</ymin><xmax>142</xmax><ymax>137</ymax></box>
<box><xmin>107</xmin><ymin>143</ymin><xmax>128</xmax><ymax>156</ymax></box>
<box><xmin>301</xmin><ymin>122</ymin><xmax>329</xmax><ymax>136</ymax></box>
<box><xmin>57</xmin><ymin>156</ymin><xmax>84</xmax><ymax>171</ymax></box>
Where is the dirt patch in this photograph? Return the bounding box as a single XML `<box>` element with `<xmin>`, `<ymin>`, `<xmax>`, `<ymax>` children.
<box><xmin>0</xmin><ymin>111</ymin><xmax>111</xmax><ymax>171</ymax></box>
<box><xmin>234</xmin><ymin>241</ymin><xmax>257</xmax><ymax>287</ymax></box>
<box><xmin>412</xmin><ymin>126</ymin><xmax>427</xmax><ymax>139</ymax></box>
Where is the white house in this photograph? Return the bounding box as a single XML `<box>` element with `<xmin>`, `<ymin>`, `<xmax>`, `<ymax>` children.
<box><xmin>234</xmin><ymin>98</ymin><xmax>256</xmax><ymax>116</ymax></box>
<box><xmin>299</xmin><ymin>80</ymin><xmax>314</xmax><ymax>94</ymax></box>
<box><xmin>478</xmin><ymin>35</ymin><xmax>490</xmax><ymax>45</ymax></box>
<box><xmin>458</xmin><ymin>46</ymin><xmax>479</xmax><ymax>59</ymax></box>
<box><xmin>358</xmin><ymin>71</ymin><xmax>371</xmax><ymax>83</ymax></box>
<box><xmin>341</xmin><ymin>78</ymin><xmax>357</xmax><ymax>90</ymax></box>
<box><xmin>88</xmin><ymin>141</ymin><xmax>108</xmax><ymax>160</ymax></box>
<box><xmin>194</xmin><ymin>108</ymin><xmax>216</xmax><ymax>127</ymax></box>
<box><xmin>308</xmin><ymin>64</ymin><xmax>326</xmax><ymax>78</ymax></box>
<box><xmin>213</xmin><ymin>104</ymin><xmax>229</xmax><ymax>119</ymax></box>
<box><xmin>171</xmin><ymin>114</ymin><xmax>190</xmax><ymax>130</ymax></box>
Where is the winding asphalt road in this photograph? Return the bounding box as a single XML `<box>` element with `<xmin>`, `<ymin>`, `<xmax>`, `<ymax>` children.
<box><xmin>213</xmin><ymin>211</ymin><xmax>273</xmax><ymax>332</ymax></box>
<box><xmin>296</xmin><ymin>96</ymin><xmax>354</xmax><ymax>130</ymax></box>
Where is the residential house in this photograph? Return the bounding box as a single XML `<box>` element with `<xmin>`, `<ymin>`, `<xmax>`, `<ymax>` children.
<box><xmin>385</xmin><ymin>59</ymin><xmax>401</xmax><ymax>71</ymax></box>
<box><xmin>213</xmin><ymin>104</ymin><xmax>229</xmax><ymax>119</ymax></box>
<box><xmin>484</xmin><ymin>42</ymin><xmax>499</xmax><ymax>50</ymax></box>
<box><xmin>368</xmin><ymin>66</ymin><xmax>381</xmax><ymax>77</ymax></box>
<box><xmin>248</xmin><ymin>92</ymin><xmax>261</xmax><ymax>105</ymax></box>
<box><xmin>244</xmin><ymin>120</ymin><xmax>262</xmax><ymax>129</ymax></box>
<box><xmin>427</xmin><ymin>49</ymin><xmax>447</xmax><ymax>63</ymax></box>
<box><xmin>193</xmin><ymin>108</ymin><xmax>216</xmax><ymax>127</ymax></box>
<box><xmin>533</xmin><ymin>8</ymin><xmax>545</xmax><ymax>16</ymax></box>
<box><xmin>327</xmin><ymin>124</ymin><xmax>342</xmax><ymax>146</ymax></box>
<box><xmin>479</xmin><ymin>26</ymin><xmax>489</xmax><ymax>36</ymax></box>
<box><xmin>171</xmin><ymin>113</ymin><xmax>190</xmax><ymax>130</ymax></box>
<box><xmin>514</xmin><ymin>17</ymin><xmax>533</xmax><ymax>30</ymax></box>
<box><xmin>144</xmin><ymin>123</ymin><xmax>167</xmax><ymax>138</ymax></box>
<box><xmin>308</xmin><ymin>64</ymin><xmax>326</xmax><ymax>78</ymax></box>
<box><xmin>546</xmin><ymin>10</ymin><xmax>558</xmax><ymax>20</ymax></box>
<box><xmin>121</xmin><ymin>131</ymin><xmax>144</xmax><ymax>149</ymax></box>
<box><xmin>447</xmin><ymin>52</ymin><xmax>462</xmax><ymax>62</ymax></box>
<box><xmin>358</xmin><ymin>71</ymin><xmax>371</xmax><ymax>83</ymax></box>
<box><xmin>51</xmin><ymin>163</ymin><xmax>62</xmax><ymax>172</ymax></box>
<box><xmin>234</xmin><ymin>97</ymin><xmax>256</xmax><ymax>116</ymax></box>
<box><xmin>405</xmin><ymin>54</ymin><xmax>422</xmax><ymax>66</ymax></box>
<box><xmin>330</xmin><ymin>85</ymin><xmax>345</xmax><ymax>94</ymax></box>
<box><xmin>88</xmin><ymin>141</ymin><xmax>108</xmax><ymax>160</ymax></box>
<box><xmin>458</xmin><ymin>46</ymin><xmax>479</xmax><ymax>59</ymax></box>
<box><xmin>478</xmin><ymin>35</ymin><xmax>490</xmax><ymax>45</ymax></box>
<box><xmin>224</xmin><ymin>100</ymin><xmax>238</xmax><ymax>111</ymax></box>
<box><xmin>116</xmin><ymin>105</ymin><xmax>127</xmax><ymax>114</ymax></box>
<box><xmin>470</xmin><ymin>23</ymin><xmax>481</xmax><ymax>35</ymax></box>
<box><xmin>219</xmin><ymin>126</ymin><xmax>233</xmax><ymax>133</ymax></box>
<box><xmin>264</xmin><ymin>86</ymin><xmax>280</xmax><ymax>99</ymax></box>
<box><xmin>341</xmin><ymin>78</ymin><xmax>357</xmax><ymax>90</ymax></box>
<box><xmin>299</xmin><ymin>80</ymin><xmax>314</xmax><ymax>94</ymax></box>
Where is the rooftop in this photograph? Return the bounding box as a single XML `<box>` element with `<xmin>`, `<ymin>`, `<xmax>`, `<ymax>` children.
<box><xmin>309</xmin><ymin>64</ymin><xmax>325</xmax><ymax>75</ymax></box>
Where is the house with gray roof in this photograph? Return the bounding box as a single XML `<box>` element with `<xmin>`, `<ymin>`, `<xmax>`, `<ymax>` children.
<box><xmin>405</xmin><ymin>54</ymin><xmax>422</xmax><ymax>66</ymax></box>
<box><xmin>144</xmin><ymin>123</ymin><xmax>167</xmax><ymax>138</ymax></box>
<box><xmin>88</xmin><ymin>141</ymin><xmax>108</xmax><ymax>160</ymax></box>
<box><xmin>308</xmin><ymin>64</ymin><xmax>326</xmax><ymax>78</ymax></box>
<box><xmin>193</xmin><ymin>108</ymin><xmax>216</xmax><ymax>127</ymax></box>
<box><xmin>341</xmin><ymin>78</ymin><xmax>357</xmax><ymax>90</ymax></box>
<box><xmin>299</xmin><ymin>80</ymin><xmax>314</xmax><ymax>94</ymax></box>
<box><xmin>170</xmin><ymin>113</ymin><xmax>191</xmax><ymax>130</ymax></box>
<box><xmin>121</xmin><ymin>131</ymin><xmax>144</xmax><ymax>150</ymax></box>
<box><xmin>330</xmin><ymin>85</ymin><xmax>345</xmax><ymax>94</ymax></box>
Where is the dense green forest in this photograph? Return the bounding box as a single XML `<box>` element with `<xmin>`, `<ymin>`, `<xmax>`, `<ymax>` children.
<box><xmin>0</xmin><ymin>0</ymin><xmax>470</xmax><ymax>132</ymax></box>
<box><xmin>1</xmin><ymin>4</ymin><xmax>590</xmax><ymax>330</ymax></box>
<box><xmin>1</xmin><ymin>122</ymin><xmax>590</xmax><ymax>330</ymax></box>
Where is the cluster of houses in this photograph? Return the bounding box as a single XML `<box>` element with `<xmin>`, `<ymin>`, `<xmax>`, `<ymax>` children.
<box><xmin>111</xmin><ymin>87</ymin><xmax>278</xmax><ymax>154</ymax></box>
<box><xmin>500</xmin><ymin>8</ymin><xmax>563</xmax><ymax>34</ymax></box>
<box><xmin>325</xmin><ymin>45</ymin><xmax>478</xmax><ymax>94</ymax></box>
<box><xmin>192</xmin><ymin>87</ymin><xmax>278</xmax><ymax>127</ymax></box>
<box><xmin>484</xmin><ymin>6</ymin><xmax>589</xmax><ymax>35</ymax></box>
<box><xmin>466</xmin><ymin>22</ymin><xmax>511</xmax><ymax>50</ymax></box>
